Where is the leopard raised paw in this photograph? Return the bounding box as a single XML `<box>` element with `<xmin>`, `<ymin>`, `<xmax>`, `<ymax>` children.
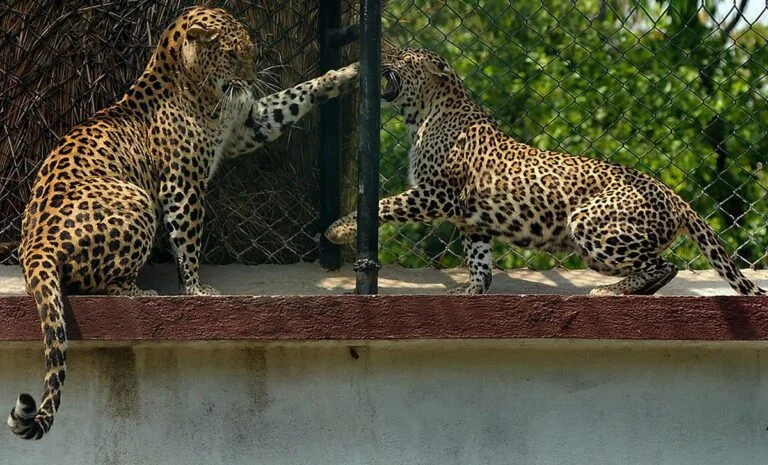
<box><xmin>326</xmin><ymin>212</ymin><xmax>358</xmax><ymax>245</ymax></box>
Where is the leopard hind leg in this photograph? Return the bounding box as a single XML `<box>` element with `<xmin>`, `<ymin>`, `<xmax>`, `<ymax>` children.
<box><xmin>585</xmin><ymin>257</ymin><xmax>677</xmax><ymax>296</ymax></box>
<box><xmin>568</xmin><ymin>192</ymin><xmax>681</xmax><ymax>296</ymax></box>
<box><xmin>53</xmin><ymin>179</ymin><xmax>158</xmax><ymax>297</ymax></box>
<box><xmin>447</xmin><ymin>229</ymin><xmax>493</xmax><ymax>295</ymax></box>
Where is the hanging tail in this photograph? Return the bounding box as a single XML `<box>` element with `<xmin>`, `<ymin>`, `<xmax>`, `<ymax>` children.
<box><xmin>7</xmin><ymin>256</ymin><xmax>67</xmax><ymax>440</ymax></box>
<box><xmin>683</xmin><ymin>208</ymin><xmax>766</xmax><ymax>296</ymax></box>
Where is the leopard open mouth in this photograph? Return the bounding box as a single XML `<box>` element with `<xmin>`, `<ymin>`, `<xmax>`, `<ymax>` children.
<box><xmin>223</xmin><ymin>79</ymin><xmax>248</xmax><ymax>95</ymax></box>
<box><xmin>381</xmin><ymin>68</ymin><xmax>400</xmax><ymax>102</ymax></box>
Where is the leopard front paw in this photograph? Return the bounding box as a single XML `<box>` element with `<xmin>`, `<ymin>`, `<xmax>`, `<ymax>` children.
<box><xmin>325</xmin><ymin>217</ymin><xmax>357</xmax><ymax>245</ymax></box>
<box><xmin>589</xmin><ymin>286</ymin><xmax>623</xmax><ymax>296</ymax></box>
<box><xmin>136</xmin><ymin>289</ymin><xmax>159</xmax><ymax>297</ymax></box>
<box><xmin>338</xmin><ymin>62</ymin><xmax>359</xmax><ymax>84</ymax></box>
<box><xmin>187</xmin><ymin>284</ymin><xmax>220</xmax><ymax>296</ymax></box>
<box><xmin>321</xmin><ymin>63</ymin><xmax>359</xmax><ymax>98</ymax></box>
<box><xmin>446</xmin><ymin>283</ymin><xmax>485</xmax><ymax>295</ymax></box>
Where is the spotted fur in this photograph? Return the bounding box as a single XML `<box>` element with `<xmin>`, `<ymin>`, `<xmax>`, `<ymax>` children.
<box><xmin>8</xmin><ymin>7</ymin><xmax>357</xmax><ymax>440</ymax></box>
<box><xmin>325</xmin><ymin>47</ymin><xmax>765</xmax><ymax>297</ymax></box>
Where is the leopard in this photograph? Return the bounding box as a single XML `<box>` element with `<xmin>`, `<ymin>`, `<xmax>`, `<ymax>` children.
<box><xmin>325</xmin><ymin>47</ymin><xmax>765</xmax><ymax>298</ymax></box>
<box><xmin>8</xmin><ymin>6</ymin><xmax>358</xmax><ymax>440</ymax></box>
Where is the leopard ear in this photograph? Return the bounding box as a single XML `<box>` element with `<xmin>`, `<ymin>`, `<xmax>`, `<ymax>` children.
<box><xmin>425</xmin><ymin>59</ymin><xmax>450</xmax><ymax>77</ymax></box>
<box><xmin>187</xmin><ymin>23</ymin><xmax>218</xmax><ymax>42</ymax></box>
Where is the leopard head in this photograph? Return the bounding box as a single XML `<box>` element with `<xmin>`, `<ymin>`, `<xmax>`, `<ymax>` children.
<box><xmin>381</xmin><ymin>47</ymin><xmax>462</xmax><ymax>110</ymax></box>
<box><xmin>152</xmin><ymin>7</ymin><xmax>260</xmax><ymax>102</ymax></box>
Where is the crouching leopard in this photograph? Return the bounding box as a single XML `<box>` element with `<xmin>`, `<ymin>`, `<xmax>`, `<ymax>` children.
<box><xmin>325</xmin><ymin>47</ymin><xmax>765</xmax><ymax>297</ymax></box>
<box><xmin>8</xmin><ymin>6</ymin><xmax>357</xmax><ymax>440</ymax></box>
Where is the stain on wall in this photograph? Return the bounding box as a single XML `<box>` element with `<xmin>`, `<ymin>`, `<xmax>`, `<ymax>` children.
<box><xmin>96</xmin><ymin>347</ymin><xmax>139</xmax><ymax>420</ymax></box>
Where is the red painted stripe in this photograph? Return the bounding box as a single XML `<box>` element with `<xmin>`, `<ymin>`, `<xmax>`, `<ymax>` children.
<box><xmin>0</xmin><ymin>295</ymin><xmax>767</xmax><ymax>341</ymax></box>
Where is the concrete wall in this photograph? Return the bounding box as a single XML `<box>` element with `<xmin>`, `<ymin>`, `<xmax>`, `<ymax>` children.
<box><xmin>2</xmin><ymin>340</ymin><xmax>767</xmax><ymax>464</ymax></box>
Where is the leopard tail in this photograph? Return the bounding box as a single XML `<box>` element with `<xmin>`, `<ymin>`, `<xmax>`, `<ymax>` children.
<box><xmin>683</xmin><ymin>207</ymin><xmax>766</xmax><ymax>296</ymax></box>
<box><xmin>7</xmin><ymin>253</ymin><xmax>67</xmax><ymax>440</ymax></box>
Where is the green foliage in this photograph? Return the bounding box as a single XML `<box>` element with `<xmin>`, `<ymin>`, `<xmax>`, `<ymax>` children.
<box><xmin>378</xmin><ymin>0</ymin><xmax>768</xmax><ymax>270</ymax></box>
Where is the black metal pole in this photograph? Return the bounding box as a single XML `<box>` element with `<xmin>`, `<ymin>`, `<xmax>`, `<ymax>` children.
<box><xmin>355</xmin><ymin>0</ymin><xmax>381</xmax><ymax>294</ymax></box>
<box><xmin>318</xmin><ymin>0</ymin><xmax>342</xmax><ymax>270</ymax></box>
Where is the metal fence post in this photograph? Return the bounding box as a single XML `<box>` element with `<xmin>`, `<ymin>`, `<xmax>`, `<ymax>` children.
<box><xmin>318</xmin><ymin>0</ymin><xmax>343</xmax><ymax>271</ymax></box>
<box><xmin>355</xmin><ymin>0</ymin><xmax>382</xmax><ymax>294</ymax></box>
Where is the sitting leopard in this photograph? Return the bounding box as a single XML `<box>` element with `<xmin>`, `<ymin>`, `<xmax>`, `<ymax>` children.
<box><xmin>326</xmin><ymin>47</ymin><xmax>765</xmax><ymax>297</ymax></box>
<box><xmin>8</xmin><ymin>6</ymin><xmax>357</xmax><ymax>440</ymax></box>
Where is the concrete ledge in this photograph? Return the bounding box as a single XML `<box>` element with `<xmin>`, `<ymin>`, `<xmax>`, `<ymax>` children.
<box><xmin>4</xmin><ymin>263</ymin><xmax>768</xmax><ymax>296</ymax></box>
<box><xmin>1</xmin><ymin>294</ymin><xmax>767</xmax><ymax>342</ymax></box>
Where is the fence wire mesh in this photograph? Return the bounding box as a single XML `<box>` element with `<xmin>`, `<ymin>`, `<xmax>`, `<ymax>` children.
<box><xmin>1</xmin><ymin>0</ymin><xmax>766</xmax><ymax>272</ymax></box>
<box><xmin>377</xmin><ymin>0</ymin><xmax>768</xmax><ymax>271</ymax></box>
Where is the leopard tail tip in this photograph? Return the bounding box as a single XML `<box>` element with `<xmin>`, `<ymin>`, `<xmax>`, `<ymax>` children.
<box><xmin>8</xmin><ymin>393</ymin><xmax>48</xmax><ymax>440</ymax></box>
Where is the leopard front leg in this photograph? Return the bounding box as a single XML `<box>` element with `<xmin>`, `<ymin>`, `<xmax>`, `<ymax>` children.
<box><xmin>325</xmin><ymin>183</ymin><xmax>460</xmax><ymax>244</ymax></box>
<box><xmin>447</xmin><ymin>231</ymin><xmax>493</xmax><ymax>295</ymax></box>
<box><xmin>224</xmin><ymin>63</ymin><xmax>359</xmax><ymax>157</ymax></box>
<box><xmin>159</xmin><ymin>177</ymin><xmax>219</xmax><ymax>296</ymax></box>
<box><xmin>325</xmin><ymin>211</ymin><xmax>359</xmax><ymax>245</ymax></box>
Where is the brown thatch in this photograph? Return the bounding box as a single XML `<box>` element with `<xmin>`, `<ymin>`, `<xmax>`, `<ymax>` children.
<box><xmin>0</xmin><ymin>0</ymin><xmax>360</xmax><ymax>265</ymax></box>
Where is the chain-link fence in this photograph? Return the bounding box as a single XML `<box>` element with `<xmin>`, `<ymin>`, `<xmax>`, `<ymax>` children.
<box><xmin>375</xmin><ymin>0</ymin><xmax>768</xmax><ymax>272</ymax></box>
<box><xmin>2</xmin><ymin>0</ymin><xmax>767</xmax><ymax>272</ymax></box>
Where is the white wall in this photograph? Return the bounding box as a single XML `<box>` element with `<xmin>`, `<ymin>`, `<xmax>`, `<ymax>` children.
<box><xmin>2</xmin><ymin>340</ymin><xmax>767</xmax><ymax>465</ymax></box>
